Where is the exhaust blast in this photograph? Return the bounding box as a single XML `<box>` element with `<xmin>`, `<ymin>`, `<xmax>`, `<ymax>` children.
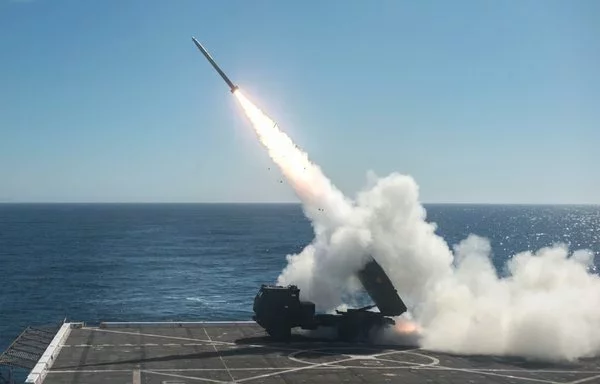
<box><xmin>232</xmin><ymin>89</ymin><xmax>600</xmax><ymax>362</ymax></box>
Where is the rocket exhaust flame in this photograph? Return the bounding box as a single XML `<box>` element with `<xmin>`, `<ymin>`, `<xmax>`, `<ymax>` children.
<box><xmin>233</xmin><ymin>90</ymin><xmax>352</xmax><ymax>225</ymax></box>
<box><xmin>234</xmin><ymin>90</ymin><xmax>314</xmax><ymax>190</ymax></box>
<box><xmin>394</xmin><ymin>319</ymin><xmax>421</xmax><ymax>335</ymax></box>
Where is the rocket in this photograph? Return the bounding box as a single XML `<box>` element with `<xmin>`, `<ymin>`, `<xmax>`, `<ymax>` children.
<box><xmin>191</xmin><ymin>37</ymin><xmax>239</xmax><ymax>93</ymax></box>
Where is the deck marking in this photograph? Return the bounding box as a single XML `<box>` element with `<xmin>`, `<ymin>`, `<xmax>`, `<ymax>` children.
<box><xmin>427</xmin><ymin>365</ymin><xmax>557</xmax><ymax>384</ymax></box>
<box><xmin>144</xmin><ymin>370</ymin><xmax>229</xmax><ymax>383</ymax></box>
<box><xmin>63</xmin><ymin>343</ymin><xmax>229</xmax><ymax>348</ymax></box>
<box><xmin>375</xmin><ymin>357</ymin><xmax>437</xmax><ymax>368</ymax></box>
<box><xmin>46</xmin><ymin>365</ymin><xmax>600</xmax><ymax>374</ymax></box>
<box><xmin>48</xmin><ymin>368</ymin><xmax>313</xmax><ymax>373</ymax></box>
<box><xmin>234</xmin><ymin>356</ymin><xmax>360</xmax><ymax>383</ymax></box>
<box><xmin>459</xmin><ymin>369</ymin><xmax>600</xmax><ymax>374</ymax></box>
<box><xmin>335</xmin><ymin>350</ymin><xmax>439</xmax><ymax>370</ymax></box>
<box><xmin>49</xmin><ymin>370</ymin><xmax>133</xmax><ymax>373</ymax></box>
<box><xmin>287</xmin><ymin>347</ymin><xmax>435</xmax><ymax>370</ymax></box>
<box><xmin>566</xmin><ymin>374</ymin><xmax>600</xmax><ymax>384</ymax></box>
<box><xmin>86</xmin><ymin>327</ymin><xmax>236</xmax><ymax>346</ymax></box>
<box><xmin>236</xmin><ymin>350</ymin><xmax>419</xmax><ymax>382</ymax></box>
<box><xmin>203</xmin><ymin>328</ymin><xmax>236</xmax><ymax>383</ymax></box>
<box><xmin>132</xmin><ymin>369</ymin><xmax>141</xmax><ymax>384</ymax></box>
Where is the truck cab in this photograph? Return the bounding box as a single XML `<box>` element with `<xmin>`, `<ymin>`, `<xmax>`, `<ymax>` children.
<box><xmin>253</xmin><ymin>284</ymin><xmax>316</xmax><ymax>339</ymax></box>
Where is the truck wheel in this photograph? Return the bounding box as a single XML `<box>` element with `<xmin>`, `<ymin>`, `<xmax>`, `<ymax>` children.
<box><xmin>267</xmin><ymin>326</ymin><xmax>291</xmax><ymax>341</ymax></box>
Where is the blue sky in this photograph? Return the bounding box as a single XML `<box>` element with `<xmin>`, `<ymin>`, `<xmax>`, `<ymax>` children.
<box><xmin>1</xmin><ymin>0</ymin><xmax>598</xmax><ymax>203</ymax></box>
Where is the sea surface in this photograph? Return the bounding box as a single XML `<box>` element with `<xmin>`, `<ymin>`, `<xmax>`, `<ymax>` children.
<box><xmin>1</xmin><ymin>203</ymin><xmax>599</xmax><ymax>355</ymax></box>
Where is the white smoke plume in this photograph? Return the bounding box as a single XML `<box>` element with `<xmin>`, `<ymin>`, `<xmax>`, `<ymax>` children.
<box><xmin>234</xmin><ymin>90</ymin><xmax>600</xmax><ymax>361</ymax></box>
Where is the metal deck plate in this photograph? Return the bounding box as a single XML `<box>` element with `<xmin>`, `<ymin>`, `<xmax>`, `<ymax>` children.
<box><xmin>39</xmin><ymin>323</ymin><xmax>600</xmax><ymax>384</ymax></box>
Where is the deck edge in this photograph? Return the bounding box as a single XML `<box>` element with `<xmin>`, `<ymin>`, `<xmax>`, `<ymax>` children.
<box><xmin>25</xmin><ymin>322</ymin><xmax>73</xmax><ymax>384</ymax></box>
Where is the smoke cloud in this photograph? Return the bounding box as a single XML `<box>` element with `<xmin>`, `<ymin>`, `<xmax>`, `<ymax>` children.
<box><xmin>234</xmin><ymin>90</ymin><xmax>600</xmax><ymax>361</ymax></box>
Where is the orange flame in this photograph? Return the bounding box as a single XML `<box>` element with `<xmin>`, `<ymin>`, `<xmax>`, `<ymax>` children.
<box><xmin>394</xmin><ymin>319</ymin><xmax>421</xmax><ymax>335</ymax></box>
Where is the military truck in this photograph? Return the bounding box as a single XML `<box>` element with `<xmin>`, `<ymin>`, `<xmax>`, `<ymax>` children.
<box><xmin>253</xmin><ymin>257</ymin><xmax>407</xmax><ymax>341</ymax></box>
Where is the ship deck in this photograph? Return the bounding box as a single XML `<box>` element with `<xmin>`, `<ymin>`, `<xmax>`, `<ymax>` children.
<box><xmin>27</xmin><ymin>322</ymin><xmax>600</xmax><ymax>384</ymax></box>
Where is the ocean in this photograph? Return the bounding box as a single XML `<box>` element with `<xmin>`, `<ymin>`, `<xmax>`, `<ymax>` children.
<box><xmin>1</xmin><ymin>203</ymin><xmax>599</xmax><ymax>355</ymax></box>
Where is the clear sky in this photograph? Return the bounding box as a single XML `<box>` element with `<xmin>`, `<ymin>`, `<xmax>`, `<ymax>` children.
<box><xmin>1</xmin><ymin>0</ymin><xmax>598</xmax><ymax>204</ymax></box>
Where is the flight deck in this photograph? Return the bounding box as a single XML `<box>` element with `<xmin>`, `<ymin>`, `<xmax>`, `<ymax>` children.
<box><xmin>18</xmin><ymin>321</ymin><xmax>600</xmax><ymax>384</ymax></box>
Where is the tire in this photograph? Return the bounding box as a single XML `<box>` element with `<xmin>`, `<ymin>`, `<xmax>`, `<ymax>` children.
<box><xmin>266</xmin><ymin>326</ymin><xmax>291</xmax><ymax>341</ymax></box>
